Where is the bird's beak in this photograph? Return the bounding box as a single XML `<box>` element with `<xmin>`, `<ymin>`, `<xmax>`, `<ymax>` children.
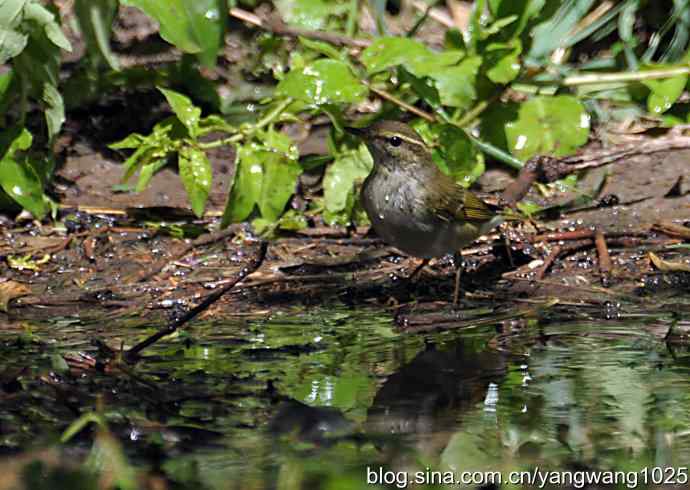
<box><xmin>345</xmin><ymin>126</ymin><xmax>368</xmax><ymax>137</ymax></box>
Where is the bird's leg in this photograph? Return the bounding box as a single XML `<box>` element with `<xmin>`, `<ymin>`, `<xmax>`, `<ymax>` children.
<box><xmin>452</xmin><ymin>252</ymin><xmax>464</xmax><ymax>306</ymax></box>
<box><xmin>408</xmin><ymin>258</ymin><xmax>430</xmax><ymax>282</ymax></box>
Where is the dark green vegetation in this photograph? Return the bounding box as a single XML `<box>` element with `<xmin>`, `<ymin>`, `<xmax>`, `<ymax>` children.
<box><xmin>2</xmin><ymin>0</ymin><xmax>690</xmax><ymax>224</ymax></box>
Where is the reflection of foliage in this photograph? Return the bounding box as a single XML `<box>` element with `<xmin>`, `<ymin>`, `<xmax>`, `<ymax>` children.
<box><xmin>2</xmin><ymin>0</ymin><xmax>690</xmax><ymax>225</ymax></box>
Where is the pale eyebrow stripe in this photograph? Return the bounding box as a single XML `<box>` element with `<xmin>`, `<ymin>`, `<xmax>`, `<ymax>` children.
<box><xmin>380</xmin><ymin>131</ymin><xmax>425</xmax><ymax>147</ymax></box>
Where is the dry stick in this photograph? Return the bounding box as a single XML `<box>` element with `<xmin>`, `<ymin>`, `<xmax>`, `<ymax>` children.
<box><xmin>229</xmin><ymin>7</ymin><xmax>371</xmax><ymax>48</ymax></box>
<box><xmin>594</xmin><ymin>230</ymin><xmax>611</xmax><ymax>275</ymax></box>
<box><xmin>124</xmin><ymin>241</ymin><xmax>268</xmax><ymax>363</ymax></box>
<box><xmin>131</xmin><ymin>226</ymin><xmax>240</xmax><ymax>283</ymax></box>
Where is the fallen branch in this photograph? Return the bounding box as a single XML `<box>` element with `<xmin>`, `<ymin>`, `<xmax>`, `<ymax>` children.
<box><xmin>124</xmin><ymin>240</ymin><xmax>267</xmax><ymax>363</ymax></box>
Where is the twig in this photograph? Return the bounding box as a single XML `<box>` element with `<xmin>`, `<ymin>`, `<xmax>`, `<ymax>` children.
<box><xmin>229</xmin><ymin>7</ymin><xmax>371</xmax><ymax>48</ymax></box>
<box><xmin>130</xmin><ymin>226</ymin><xmax>240</xmax><ymax>283</ymax></box>
<box><xmin>594</xmin><ymin>229</ymin><xmax>611</xmax><ymax>286</ymax></box>
<box><xmin>124</xmin><ymin>241</ymin><xmax>267</xmax><ymax>363</ymax></box>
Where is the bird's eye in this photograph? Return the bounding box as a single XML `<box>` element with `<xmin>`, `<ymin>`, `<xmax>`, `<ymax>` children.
<box><xmin>388</xmin><ymin>136</ymin><xmax>402</xmax><ymax>147</ymax></box>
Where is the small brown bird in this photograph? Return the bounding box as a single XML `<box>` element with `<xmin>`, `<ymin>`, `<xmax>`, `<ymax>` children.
<box><xmin>348</xmin><ymin>120</ymin><xmax>503</xmax><ymax>303</ymax></box>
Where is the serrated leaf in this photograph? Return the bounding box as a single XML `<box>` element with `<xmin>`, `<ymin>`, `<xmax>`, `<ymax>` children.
<box><xmin>159</xmin><ymin>87</ymin><xmax>201</xmax><ymax>138</ymax></box>
<box><xmin>178</xmin><ymin>145</ymin><xmax>212</xmax><ymax>217</ymax></box>
<box><xmin>120</xmin><ymin>0</ymin><xmax>225</xmax><ymax>67</ymax></box>
<box><xmin>643</xmin><ymin>74</ymin><xmax>687</xmax><ymax>115</ymax></box>
<box><xmin>276</xmin><ymin>59</ymin><xmax>367</xmax><ymax>106</ymax></box>
<box><xmin>505</xmin><ymin>95</ymin><xmax>590</xmax><ymax>160</ymax></box>
<box><xmin>323</xmin><ymin>143</ymin><xmax>372</xmax><ymax>214</ymax></box>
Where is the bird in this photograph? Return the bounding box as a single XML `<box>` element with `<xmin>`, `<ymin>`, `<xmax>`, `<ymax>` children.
<box><xmin>348</xmin><ymin>120</ymin><xmax>503</xmax><ymax>304</ymax></box>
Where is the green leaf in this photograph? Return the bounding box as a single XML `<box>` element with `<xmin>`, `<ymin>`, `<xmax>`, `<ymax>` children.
<box><xmin>643</xmin><ymin>74</ymin><xmax>688</xmax><ymax>115</ymax></box>
<box><xmin>42</xmin><ymin>82</ymin><xmax>64</xmax><ymax>142</ymax></box>
<box><xmin>222</xmin><ymin>130</ymin><xmax>302</xmax><ymax>225</ymax></box>
<box><xmin>276</xmin><ymin>59</ymin><xmax>367</xmax><ymax>106</ymax></box>
<box><xmin>487</xmin><ymin>0</ymin><xmax>538</xmax><ymax>39</ymax></box>
<box><xmin>159</xmin><ymin>87</ymin><xmax>201</xmax><ymax>138</ymax></box>
<box><xmin>435</xmin><ymin>125</ymin><xmax>485</xmax><ymax>186</ymax></box>
<box><xmin>135</xmin><ymin>158</ymin><xmax>167</xmax><ymax>192</ymax></box>
<box><xmin>276</xmin><ymin>0</ymin><xmax>337</xmax><ymax>30</ymax></box>
<box><xmin>22</xmin><ymin>3</ymin><xmax>71</xmax><ymax>52</ymax></box>
<box><xmin>0</xmin><ymin>128</ymin><xmax>48</xmax><ymax>218</ymax></box>
<box><xmin>258</xmin><ymin>151</ymin><xmax>302</xmax><ymax>222</ymax></box>
<box><xmin>299</xmin><ymin>37</ymin><xmax>344</xmax><ymax>60</ymax></box>
<box><xmin>527</xmin><ymin>0</ymin><xmax>595</xmax><ymax>62</ymax></box>
<box><xmin>120</xmin><ymin>0</ymin><xmax>225</xmax><ymax>67</ymax></box>
<box><xmin>361</xmin><ymin>37</ymin><xmax>463</xmax><ymax>77</ymax></box>
<box><xmin>323</xmin><ymin>143</ymin><xmax>372</xmax><ymax>214</ymax></box>
<box><xmin>429</xmin><ymin>55</ymin><xmax>482</xmax><ymax>109</ymax></box>
<box><xmin>178</xmin><ymin>145</ymin><xmax>212</xmax><ymax>217</ymax></box>
<box><xmin>484</xmin><ymin>40</ymin><xmax>522</xmax><ymax>84</ymax></box>
<box><xmin>74</xmin><ymin>0</ymin><xmax>119</xmax><ymax>70</ymax></box>
<box><xmin>0</xmin><ymin>0</ymin><xmax>26</xmax><ymax>28</ymax></box>
<box><xmin>504</xmin><ymin>95</ymin><xmax>590</xmax><ymax>160</ymax></box>
<box><xmin>222</xmin><ymin>143</ymin><xmax>264</xmax><ymax>225</ymax></box>
<box><xmin>0</xmin><ymin>27</ymin><xmax>27</xmax><ymax>63</ymax></box>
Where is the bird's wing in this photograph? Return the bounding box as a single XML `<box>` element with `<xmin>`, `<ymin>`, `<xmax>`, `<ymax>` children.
<box><xmin>431</xmin><ymin>176</ymin><xmax>495</xmax><ymax>224</ymax></box>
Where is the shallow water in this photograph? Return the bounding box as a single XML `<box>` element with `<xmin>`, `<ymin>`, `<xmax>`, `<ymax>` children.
<box><xmin>2</xmin><ymin>306</ymin><xmax>690</xmax><ymax>489</ymax></box>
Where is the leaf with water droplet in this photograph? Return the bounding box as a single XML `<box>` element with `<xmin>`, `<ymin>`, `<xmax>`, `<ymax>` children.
<box><xmin>120</xmin><ymin>0</ymin><xmax>225</xmax><ymax>67</ymax></box>
<box><xmin>643</xmin><ymin>73</ymin><xmax>687</xmax><ymax>115</ymax></box>
<box><xmin>0</xmin><ymin>127</ymin><xmax>49</xmax><ymax>218</ymax></box>
<box><xmin>178</xmin><ymin>145</ymin><xmax>212</xmax><ymax>217</ymax></box>
<box><xmin>503</xmin><ymin>95</ymin><xmax>590</xmax><ymax>160</ymax></box>
<box><xmin>159</xmin><ymin>87</ymin><xmax>201</xmax><ymax>139</ymax></box>
<box><xmin>276</xmin><ymin>59</ymin><xmax>367</xmax><ymax>106</ymax></box>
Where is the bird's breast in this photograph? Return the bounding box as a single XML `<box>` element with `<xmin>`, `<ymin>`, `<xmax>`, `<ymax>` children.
<box><xmin>361</xmin><ymin>170</ymin><xmax>468</xmax><ymax>258</ymax></box>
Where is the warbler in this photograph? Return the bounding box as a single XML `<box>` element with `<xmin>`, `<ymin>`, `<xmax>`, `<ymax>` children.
<box><xmin>348</xmin><ymin>120</ymin><xmax>503</xmax><ymax>303</ymax></box>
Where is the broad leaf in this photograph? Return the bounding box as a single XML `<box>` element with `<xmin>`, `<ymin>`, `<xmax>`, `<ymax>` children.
<box><xmin>159</xmin><ymin>87</ymin><xmax>201</xmax><ymax>138</ymax></box>
<box><xmin>504</xmin><ymin>95</ymin><xmax>590</xmax><ymax>160</ymax></box>
<box><xmin>361</xmin><ymin>37</ymin><xmax>463</xmax><ymax>76</ymax></box>
<box><xmin>120</xmin><ymin>0</ymin><xmax>225</xmax><ymax>67</ymax></box>
<box><xmin>484</xmin><ymin>40</ymin><xmax>522</xmax><ymax>84</ymax></box>
<box><xmin>0</xmin><ymin>128</ymin><xmax>48</xmax><ymax>218</ymax></box>
<box><xmin>178</xmin><ymin>145</ymin><xmax>212</xmax><ymax>217</ymax></box>
<box><xmin>323</xmin><ymin>142</ymin><xmax>372</xmax><ymax>214</ymax></box>
<box><xmin>429</xmin><ymin>56</ymin><xmax>482</xmax><ymax>109</ymax></box>
<box><xmin>643</xmin><ymin>74</ymin><xmax>688</xmax><ymax>115</ymax></box>
<box><xmin>223</xmin><ymin>130</ymin><xmax>301</xmax><ymax>226</ymax></box>
<box><xmin>276</xmin><ymin>0</ymin><xmax>335</xmax><ymax>30</ymax></box>
<box><xmin>435</xmin><ymin>125</ymin><xmax>485</xmax><ymax>186</ymax></box>
<box><xmin>276</xmin><ymin>59</ymin><xmax>367</xmax><ymax>106</ymax></box>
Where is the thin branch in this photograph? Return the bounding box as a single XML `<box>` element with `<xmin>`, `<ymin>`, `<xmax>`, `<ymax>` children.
<box><xmin>229</xmin><ymin>7</ymin><xmax>371</xmax><ymax>48</ymax></box>
<box><xmin>124</xmin><ymin>241</ymin><xmax>267</xmax><ymax>363</ymax></box>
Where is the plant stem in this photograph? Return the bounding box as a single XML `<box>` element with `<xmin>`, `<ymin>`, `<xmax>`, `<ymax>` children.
<box><xmin>199</xmin><ymin>98</ymin><xmax>294</xmax><ymax>149</ymax></box>
<box><xmin>562</xmin><ymin>66</ymin><xmax>690</xmax><ymax>85</ymax></box>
